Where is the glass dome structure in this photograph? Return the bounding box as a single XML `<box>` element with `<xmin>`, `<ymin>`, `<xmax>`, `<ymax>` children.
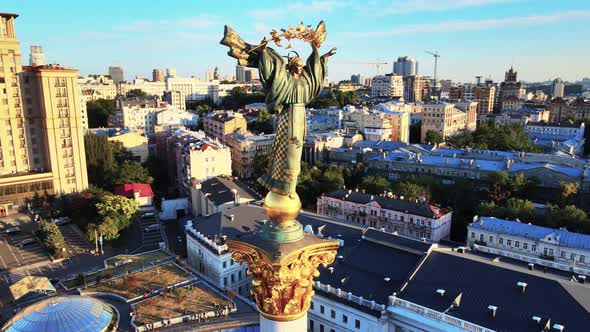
<box><xmin>2</xmin><ymin>295</ymin><xmax>114</xmax><ymax>332</ymax></box>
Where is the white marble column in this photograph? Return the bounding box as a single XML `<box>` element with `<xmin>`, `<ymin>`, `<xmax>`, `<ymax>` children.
<box><xmin>260</xmin><ymin>313</ymin><xmax>307</xmax><ymax>332</ymax></box>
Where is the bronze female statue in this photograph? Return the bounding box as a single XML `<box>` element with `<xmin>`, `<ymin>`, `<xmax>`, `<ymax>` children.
<box><xmin>220</xmin><ymin>22</ymin><xmax>336</xmax><ymax>200</ymax></box>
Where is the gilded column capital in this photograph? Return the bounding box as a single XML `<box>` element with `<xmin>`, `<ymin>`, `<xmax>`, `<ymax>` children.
<box><xmin>228</xmin><ymin>239</ymin><xmax>339</xmax><ymax>322</ymax></box>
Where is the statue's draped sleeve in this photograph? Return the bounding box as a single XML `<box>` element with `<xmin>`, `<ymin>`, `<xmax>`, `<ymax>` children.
<box><xmin>301</xmin><ymin>47</ymin><xmax>328</xmax><ymax>103</ymax></box>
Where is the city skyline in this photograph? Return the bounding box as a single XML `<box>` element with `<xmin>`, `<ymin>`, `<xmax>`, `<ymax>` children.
<box><xmin>5</xmin><ymin>1</ymin><xmax>590</xmax><ymax>83</ymax></box>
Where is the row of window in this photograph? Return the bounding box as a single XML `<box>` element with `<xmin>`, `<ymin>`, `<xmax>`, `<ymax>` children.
<box><xmin>310</xmin><ymin>301</ymin><xmax>361</xmax><ymax>329</ymax></box>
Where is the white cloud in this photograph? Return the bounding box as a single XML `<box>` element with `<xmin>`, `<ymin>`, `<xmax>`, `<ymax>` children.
<box><xmin>112</xmin><ymin>14</ymin><xmax>222</xmax><ymax>33</ymax></box>
<box><xmin>356</xmin><ymin>0</ymin><xmax>516</xmax><ymax>16</ymax></box>
<box><xmin>351</xmin><ymin>10</ymin><xmax>590</xmax><ymax>37</ymax></box>
<box><xmin>247</xmin><ymin>0</ymin><xmax>349</xmax><ymax>20</ymax></box>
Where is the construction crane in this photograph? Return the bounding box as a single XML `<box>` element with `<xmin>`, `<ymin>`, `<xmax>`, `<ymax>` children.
<box><xmin>425</xmin><ymin>51</ymin><xmax>440</xmax><ymax>94</ymax></box>
<box><xmin>339</xmin><ymin>61</ymin><xmax>389</xmax><ymax>76</ymax></box>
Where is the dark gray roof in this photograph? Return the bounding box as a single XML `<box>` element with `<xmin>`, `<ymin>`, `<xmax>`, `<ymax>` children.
<box><xmin>201</xmin><ymin>176</ymin><xmax>260</xmax><ymax>206</ymax></box>
<box><xmin>187</xmin><ymin>205</ymin><xmax>590</xmax><ymax>331</ymax></box>
<box><xmin>399</xmin><ymin>251</ymin><xmax>590</xmax><ymax>332</ymax></box>
<box><xmin>363</xmin><ymin>228</ymin><xmax>433</xmax><ymax>253</ymax></box>
<box><xmin>324</xmin><ymin>189</ymin><xmax>450</xmax><ymax>219</ymax></box>
<box><xmin>187</xmin><ymin>205</ymin><xmax>363</xmax><ymax>253</ymax></box>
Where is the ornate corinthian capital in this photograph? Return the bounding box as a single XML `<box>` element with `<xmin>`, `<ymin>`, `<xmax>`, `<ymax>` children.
<box><xmin>229</xmin><ymin>240</ymin><xmax>339</xmax><ymax>322</ymax></box>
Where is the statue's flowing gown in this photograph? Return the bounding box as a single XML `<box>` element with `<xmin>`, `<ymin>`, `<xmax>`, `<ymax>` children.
<box><xmin>256</xmin><ymin>47</ymin><xmax>328</xmax><ymax>195</ymax></box>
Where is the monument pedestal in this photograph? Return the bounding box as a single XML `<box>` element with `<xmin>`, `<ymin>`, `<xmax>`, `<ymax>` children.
<box><xmin>227</xmin><ymin>192</ymin><xmax>339</xmax><ymax>332</ymax></box>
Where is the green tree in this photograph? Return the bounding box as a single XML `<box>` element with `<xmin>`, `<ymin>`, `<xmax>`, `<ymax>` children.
<box><xmin>393</xmin><ymin>182</ymin><xmax>428</xmax><ymax>202</ymax></box>
<box><xmin>96</xmin><ymin>194</ymin><xmax>139</xmax><ymax>230</ymax></box>
<box><xmin>87</xmin><ymin>216</ymin><xmax>120</xmax><ymax>242</ymax></box>
<box><xmin>558</xmin><ymin>182</ymin><xmax>579</xmax><ymax>207</ymax></box>
<box><xmin>37</xmin><ymin>218</ymin><xmax>67</xmax><ymax>258</ymax></box>
<box><xmin>252</xmin><ymin>152</ymin><xmax>269</xmax><ymax>179</ymax></box>
<box><xmin>86</xmin><ymin>99</ymin><xmax>116</xmax><ymax>128</ymax></box>
<box><xmin>126</xmin><ymin>89</ymin><xmax>147</xmax><ymax>98</ymax></box>
<box><xmin>425</xmin><ymin>130</ymin><xmax>443</xmax><ymax>145</ymax></box>
<box><xmin>114</xmin><ymin>160</ymin><xmax>153</xmax><ymax>185</ymax></box>
<box><xmin>478</xmin><ymin>198</ymin><xmax>535</xmax><ymax>222</ymax></box>
<box><xmin>545</xmin><ymin>204</ymin><xmax>589</xmax><ymax>232</ymax></box>
<box><xmin>250</xmin><ymin>109</ymin><xmax>274</xmax><ymax>134</ymax></box>
<box><xmin>447</xmin><ymin>122</ymin><xmax>542</xmax><ymax>152</ymax></box>
<box><xmin>84</xmin><ymin>133</ymin><xmax>117</xmax><ymax>188</ymax></box>
<box><xmin>359</xmin><ymin>176</ymin><xmax>391</xmax><ymax>194</ymax></box>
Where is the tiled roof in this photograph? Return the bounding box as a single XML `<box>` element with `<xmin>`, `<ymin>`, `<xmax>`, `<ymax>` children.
<box><xmin>114</xmin><ymin>183</ymin><xmax>154</xmax><ymax>198</ymax></box>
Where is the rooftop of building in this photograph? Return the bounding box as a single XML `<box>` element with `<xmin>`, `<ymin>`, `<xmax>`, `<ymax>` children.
<box><xmin>199</xmin><ymin>176</ymin><xmax>260</xmax><ymax>206</ymax></box>
<box><xmin>114</xmin><ymin>183</ymin><xmax>154</xmax><ymax>198</ymax></box>
<box><xmin>470</xmin><ymin>216</ymin><xmax>590</xmax><ymax>250</ymax></box>
<box><xmin>369</xmin><ymin>151</ymin><xmax>585</xmax><ymax>178</ymax></box>
<box><xmin>205</xmin><ymin>110</ymin><xmax>244</xmax><ymax>123</ymax></box>
<box><xmin>399</xmin><ymin>250</ymin><xmax>590</xmax><ymax>332</ymax></box>
<box><xmin>527</xmin><ymin>121</ymin><xmax>583</xmax><ymax>128</ymax></box>
<box><xmin>185</xmin><ymin>204</ymin><xmax>590</xmax><ymax>331</ymax></box>
<box><xmin>351</xmin><ymin>140</ymin><xmax>407</xmax><ymax>151</ymax></box>
<box><xmin>22</xmin><ymin>64</ymin><xmax>78</xmax><ymax>73</ymax></box>
<box><xmin>323</xmin><ymin>189</ymin><xmax>450</xmax><ymax>219</ymax></box>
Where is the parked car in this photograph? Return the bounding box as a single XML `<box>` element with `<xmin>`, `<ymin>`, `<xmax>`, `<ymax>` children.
<box><xmin>18</xmin><ymin>239</ymin><xmax>35</xmax><ymax>247</ymax></box>
<box><xmin>53</xmin><ymin>217</ymin><xmax>71</xmax><ymax>226</ymax></box>
<box><xmin>144</xmin><ymin>224</ymin><xmax>160</xmax><ymax>232</ymax></box>
<box><xmin>141</xmin><ymin>212</ymin><xmax>155</xmax><ymax>219</ymax></box>
<box><xmin>113</xmin><ymin>258</ymin><xmax>133</xmax><ymax>267</ymax></box>
<box><xmin>3</xmin><ymin>227</ymin><xmax>20</xmax><ymax>235</ymax></box>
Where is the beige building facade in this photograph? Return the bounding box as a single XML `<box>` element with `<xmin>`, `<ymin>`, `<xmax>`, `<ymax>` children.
<box><xmin>203</xmin><ymin>111</ymin><xmax>247</xmax><ymax>142</ymax></box>
<box><xmin>420</xmin><ymin>101</ymin><xmax>477</xmax><ymax>143</ymax></box>
<box><xmin>0</xmin><ymin>13</ymin><xmax>88</xmax><ymax>209</ymax></box>
<box><xmin>371</xmin><ymin>75</ymin><xmax>403</xmax><ymax>98</ymax></box>
<box><xmin>224</xmin><ymin>132</ymin><xmax>275</xmax><ymax>179</ymax></box>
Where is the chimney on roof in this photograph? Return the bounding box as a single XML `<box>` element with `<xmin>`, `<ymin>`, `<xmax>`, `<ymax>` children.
<box><xmin>579</xmin><ymin>275</ymin><xmax>586</xmax><ymax>284</ymax></box>
<box><xmin>328</xmin><ymin>267</ymin><xmax>334</xmax><ymax>274</ymax></box>
<box><xmin>370</xmin><ymin>195</ymin><xmax>374</xmax><ymax>200</ymax></box>
<box><xmin>528</xmin><ymin>263</ymin><xmax>535</xmax><ymax>271</ymax></box>
<box><xmin>232</xmin><ymin>188</ymin><xmax>239</xmax><ymax>206</ymax></box>
<box><xmin>532</xmin><ymin>316</ymin><xmax>541</xmax><ymax>324</ymax></box>
<box><xmin>487</xmin><ymin>305</ymin><xmax>498</xmax><ymax>317</ymax></box>
<box><xmin>516</xmin><ymin>281</ymin><xmax>527</xmax><ymax>293</ymax></box>
<box><xmin>436</xmin><ymin>289</ymin><xmax>445</xmax><ymax>296</ymax></box>
<box><xmin>553</xmin><ymin>324</ymin><xmax>564</xmax><ymax>331</ymax></box>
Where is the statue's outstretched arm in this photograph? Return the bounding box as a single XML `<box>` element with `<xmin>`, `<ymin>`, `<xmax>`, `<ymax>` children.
<box><xmin>220</xmin><ymin>26</ymin><xmax>263</xmax><ymax>68</ymax></box>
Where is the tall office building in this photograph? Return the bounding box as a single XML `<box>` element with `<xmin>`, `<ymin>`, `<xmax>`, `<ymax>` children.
<box><xmin>205</xmin><ymin>69</ymin><xmax>214</xmax><ymax>82</ymax></box>
<box><xmin>552</xmin><ymin>78</ymin><xmax>565</xmax><ymax>98</ymax></box>
<box><xmin>244</xmin><ymin>69</ymin><xmax>255</xmax><ymax>82</ymax></box>
<box><xmin>152</xmin><ymin>68</ymin><xmax>164</xmax><ymax>82</ymax></box>
<box><xmin>108</xmin><ymin>66</ymin><xmax>124</xmax><ymax>84</ymax></box>
<box><xmin>236</xmin><ymin>65</ymin><xmax>245</xmax><ymax>82</ymax></box>
<box><xmin>393</xmin><ymin>56</ymin><xmax>418</xmax><ymax>77</ymax></box>
<box><xmin>351</xmin><ymin>74</ymin><xmax>365</xmax><ymax>85</ymax></box>
<box><xmin>0</xmin><ymin>13</ymin><xmax>88</xmax><ymax>215</ymax></box>
<box><xmin>29</xmin><ymin>45</ymin><xmax>45</xmax><ymax>66</ymax></box>
<box><xmin>213</xmin><ymin>66</ymin><xmax>220</xmax><ymax>80</ymax></box>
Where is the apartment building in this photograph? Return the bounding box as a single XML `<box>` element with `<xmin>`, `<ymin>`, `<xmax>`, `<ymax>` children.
<box><xmin>474</xmin><ymin>84</ymin><xmax>496</xmax><ymax>117</ymax></box>
<box><xmin>343</xmin><ymin>110</ymin><xmax>392</xmax><ymax>141</ymax></box>
<box><xmin>420</xmin><ymin>101</ymin><xmax>477</xmax><ymax>143</ymax></box>
<box><xmin>189</xmin><ymin>176</ymin><xmax>259</xmax><ymax>217</ymax></box>
<box><xmin>317</xmin><ymin>189</ymin><xmax>452</xmax><ymax>241</ymax></box>
<box><xmin>0</xmin><ymin>14</ymin><xmax>88</xmax><ymax>212</ymax></box>
<box><xmin>78</xmin><ymin>75</ymin><xmax>118</xmax><ymax>100</ymax></box>
<box><xmin>224</xmin><ymin>132</ymin><xmax>274</xmax><ymax>179</ymax></box>
<box><xmin>467</xmin><ymin>216</ymin><xmax>590</xmax><ymax>270</ymax></box>
<box><xmin>371</xmin><ymin>74</ymin><xmax>403</xmax><ymax>99</ymax></box>
<box><xmin>203</xmin><ymin>110</ymin><xmax>247</xmax><ymax>143</ymax></box>
<box><xmin>171</xmin><ymin>130</ymin><xmax>231</xmax><ymax>195</ymax></box>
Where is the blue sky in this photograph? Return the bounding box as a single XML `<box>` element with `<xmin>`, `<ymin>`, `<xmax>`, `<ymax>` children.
<box><xmin>6</xmin><ymin>0</ymin><xmax>590</xmax><ymax>83</ymax></box>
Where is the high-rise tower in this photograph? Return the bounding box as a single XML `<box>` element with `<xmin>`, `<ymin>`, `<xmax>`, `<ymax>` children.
<box><xmin>29</xmin><ymin>45</ymin><xmax>45</xmax><ymax>66</ymax></box>
<box><xmin>0</xmin><ymin>13</ymin><xmax>88</xmax><ymax>215</ymax></box>
<box><xmin>393</xmin><ymin>56</ymin><xmax>418</xmax><ymax>77</ymax></box>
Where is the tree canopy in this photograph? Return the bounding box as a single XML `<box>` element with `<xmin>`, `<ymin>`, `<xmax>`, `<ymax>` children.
<box><xmin>447</xmin><ymin>122</ymin><xmax>542</xmax><ymax>152</ymax></box>
<box><xmin>425</xmin><ymin>130</ymin><xmax>443</xmax><ymax>145</ymax></box>
<box><xmin>126</xmin><ymin>89</ymin><xmax>147</xmax><ymax>98</ymax></box>
<box><xmin>87</xmin><ymin>99</ymin><xmax>116</xmax><ymax>128</ymax></box>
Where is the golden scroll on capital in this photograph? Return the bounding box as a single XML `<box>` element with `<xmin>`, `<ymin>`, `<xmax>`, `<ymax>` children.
<box><xmin>228</xmin><ymin>240</ymin><xmax>339</xmax><ymax>321</ymax></box>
